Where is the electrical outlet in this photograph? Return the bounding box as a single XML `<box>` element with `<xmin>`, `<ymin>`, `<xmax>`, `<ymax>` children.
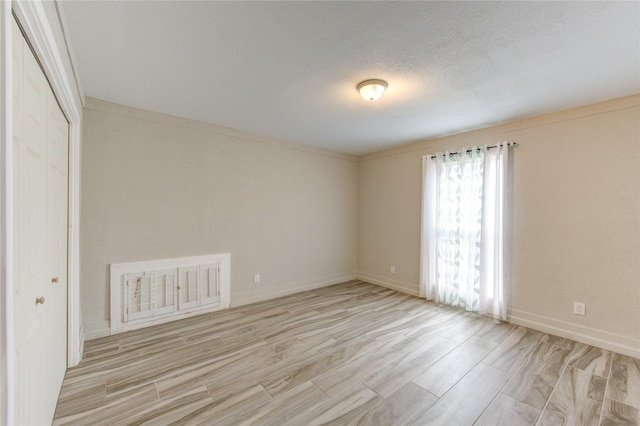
<box><xmin>573</xmin><ymin>301</ymin><xmax>586</xmax><ymax>316</ymax></box>
<box><xmin>254</xmin><ymin>274</ymin><xmax>261</xmax><ymax>284</ymax></box>
<box><xmin>390</xmin><ymin>265</ymin><xmax>396</xmax><ymax>274</ymax></box>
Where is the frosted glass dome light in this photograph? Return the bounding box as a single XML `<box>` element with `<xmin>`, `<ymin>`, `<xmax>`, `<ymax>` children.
<box><xmin>357</xmin><ymin>79</ymin><xmax>388</xmax><ymax>101</ymax></box>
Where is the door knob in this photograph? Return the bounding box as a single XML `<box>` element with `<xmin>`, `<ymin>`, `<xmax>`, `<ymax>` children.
<box><xmin>51</xmin><ymin>276</ymin><xmax>59</xmax><ymax>284</ymax></box>
<box><xmin>35</xmin><ymin>296</ymin><xmax>45</xmax><ymax>305</ymax></box>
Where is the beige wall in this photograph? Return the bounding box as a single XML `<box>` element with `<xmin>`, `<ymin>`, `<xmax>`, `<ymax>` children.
<box><xmin>81</xmin><ymin>98</ymin><xmax>358</xmax><ymax>338</ymax></box>
<box><xmin>82</xmin><ymin>95</ymin><xmax>640</xmax><ymax>356</ymax></box>
<box><xmin>358</xmin><ymin>96</ymin><xmax>640</xmax><ymax>357</ymax></box>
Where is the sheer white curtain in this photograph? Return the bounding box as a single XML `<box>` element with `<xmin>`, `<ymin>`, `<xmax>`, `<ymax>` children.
<box><xmin>420</xmin><ymin>142</ymin><xmax>513</xmax><ymax>320</ymax></box>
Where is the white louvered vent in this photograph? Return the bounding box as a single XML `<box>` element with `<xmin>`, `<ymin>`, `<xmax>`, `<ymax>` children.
<box><xmin>178</xmin><ymin>266</ymin><xmax>199</xmax><ymax>310</ymax></box>
<box><xmin>201</xmin><ymin>263</ymin><xmax>220</xmax><ymax>305</ymax></box>
<box><xmin>153</xmin><ymin>268</ymin><xmax>177</xmax><ymax>316</ymax></box>
<box><xmin>125</xmin><ymin>272</ymin><xmax>152</xmax><ymax>321</ymax></box>
<box><xmin>111</xmin><ymin>254</ymin><xmax>230</xmax><ymax>334</ymax></box>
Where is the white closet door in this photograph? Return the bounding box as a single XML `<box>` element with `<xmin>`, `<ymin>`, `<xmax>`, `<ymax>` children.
<box><xmin>12</xmin><ymin>17</ymin><xmax>69</xmax><ymax>425</ymax></box>
<box><xmin>47</xmin><ymin>70</ymin><xmax>69</xmax><ymax>398</ymax></box>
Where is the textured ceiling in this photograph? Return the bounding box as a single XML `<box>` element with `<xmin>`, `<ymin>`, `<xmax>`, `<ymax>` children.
<box><xmin>58</xmin><ymin>1</ymin><xmax>640</xmax><ymax>155</ymax></box>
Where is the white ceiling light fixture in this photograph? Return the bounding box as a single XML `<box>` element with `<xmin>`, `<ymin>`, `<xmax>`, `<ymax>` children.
<box><xmin>357</xmin><ymin>79</ymin><xmax>388</xmax><ymax>101</ymax></box>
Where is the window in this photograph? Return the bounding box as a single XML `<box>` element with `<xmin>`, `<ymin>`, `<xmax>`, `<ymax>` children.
<box><xmin>420</xmin><ymin>142</ymin><xmax>514</xmax><ymax>320</ymax></box>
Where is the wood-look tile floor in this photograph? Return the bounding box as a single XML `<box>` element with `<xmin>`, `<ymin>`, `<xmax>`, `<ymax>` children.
<box><xmin>54</xmin><ymin>281</ymin><xmax>640</xmax><ymax>425</ymax></box>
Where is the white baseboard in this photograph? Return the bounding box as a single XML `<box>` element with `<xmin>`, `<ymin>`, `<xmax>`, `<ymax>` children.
<box><xmin>85</xmin><ymin>274</ymin><xmax>640</xmax><ymax>359</ymax></box>
<box><xmin>358</xmin><ymin>272</ymin><xmax>639</xmax><ymax>358</ymax></box>
<box><xmin>84</xmin><ymin>273</ymin><xmax>357</xmax><ymax>341</ymax></box>
<box><xmin>83</xmin><ymin>321</ymin><xmax>110</xmax><ymax>341</ymax></box>
<box><xmin>78</xmin><ymin>325</ymin><xmax>84</xmax><ymax>362</ymax></box>
<box><xmin>357</xmin><ymin>272</ymin><xmax>419</xmax><ymax>296</ymax></box>
<box><xmin>231</xmin><ymin>273</ymin><xmax>358</xmax><ymax>307</ymax></box>
<box><xmin>510</xmin><ymin>309</ymin><xmax>640</xmax><ymax>359</ymax></box>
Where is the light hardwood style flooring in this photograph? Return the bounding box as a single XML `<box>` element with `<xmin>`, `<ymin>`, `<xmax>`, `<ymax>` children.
<box><xmin>54</xmin><ymin>281</ymin><xmax>640</xmax><ymax>425</ymax></box>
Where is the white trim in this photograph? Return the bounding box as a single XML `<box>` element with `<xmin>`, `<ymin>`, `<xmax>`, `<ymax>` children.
<box><xmin>51</xmin><ymin>1</ymin><xmax>85</xmax><ymax>107</ymax></box>
<box><xmin>66</xmin><ymin>118</ymin><xmax>82</xmax><ymax>366</ymax></box>
<box><xmin>0</xmin><ymin>2</ymin><xmax>14</xmax><ymax>424</ymax></box>
<box><xmin>231</xmin><ymin>273</ymin><xmax>358</xmax><ymax>307</ymax></box>
<box><xmin>83</xmin><ymin>321</ymin><xmax>110</xmax><ymax>341</ymax></box>
<box><xmin>84</xmin><ymin>97</ymin><xmax>357</xmax><ymax>162</ymax></box>
<box><xmin>10</xmin><ymin>1</ymin><xmax>83</xmax><ymax>370</ymax></box>
<box><xmin>357</xmin><ymin>272</ymin><xmax>419</xmax><ymax>297</ymax></box>
<box><xmin>360</xmin><ymin>276</ymin><xmax>640</xmax><ymax>358</ymax></box>
<box><xmin>510</xmin><ymin>309</ymin><xmax>640</xmax><ymax>359</ymax></box>
<box><xmin>12</xmin><ymin>2</ymin><xmax>80</xmax><ymax>123</ymax></box>
<box><xmin>357</xmin><ymin>95</ymin><xmax>640</xmax><ymax>162</ymax></box>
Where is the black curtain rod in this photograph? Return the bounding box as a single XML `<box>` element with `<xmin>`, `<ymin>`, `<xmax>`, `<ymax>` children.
<box><xmin>429</xmin><ymin>142</ymin><xmax>519</xmax><ymax>159</ymax></box>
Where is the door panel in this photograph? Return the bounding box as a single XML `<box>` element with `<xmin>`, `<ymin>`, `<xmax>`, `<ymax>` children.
<box><xmin>12</xmin><ymin>17</ymin><xmax>69</xmax><ymax>425</ymax></box>
<box><xmin>48</xmin><ymin>90</ymin><xmax>69</xmax><ymax>392</ymax></box>
<box><xmin>23</xmin><ymin>42</ymin><xmax>47</xmax><ymax>287</ymax></box>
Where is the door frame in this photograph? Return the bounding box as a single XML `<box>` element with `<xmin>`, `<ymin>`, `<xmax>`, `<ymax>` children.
<box><xmin>1</xmin><ymin>2</ymin><xmax>83</xmax><ymax>423</ymax></box>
